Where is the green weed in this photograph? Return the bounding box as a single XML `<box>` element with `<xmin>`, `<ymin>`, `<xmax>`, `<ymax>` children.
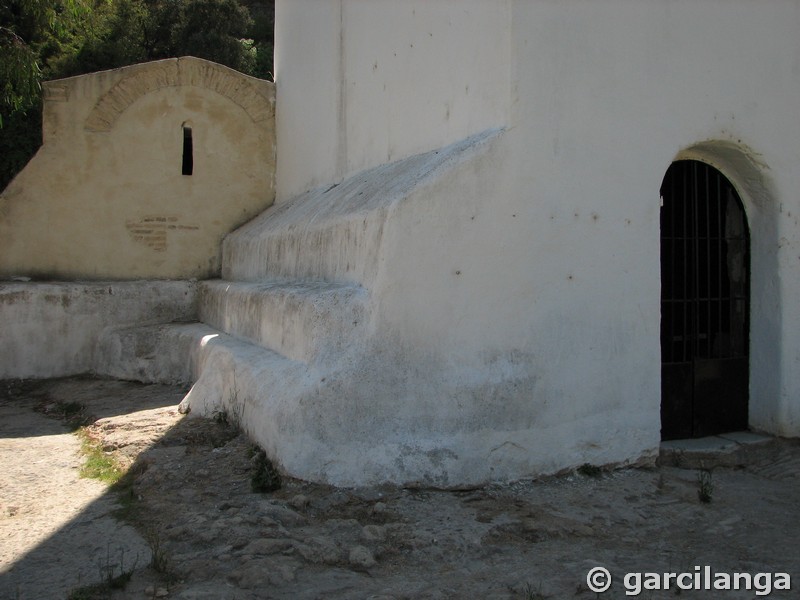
<box><xmin>697</xmin><ymin>469</ymin><xmax>714</xmax><ymax>503</ymax></box>
<box><xmin>77</xmin><ymin>429</ymin><xmax>125</xmax><ymax>485</ymax></box>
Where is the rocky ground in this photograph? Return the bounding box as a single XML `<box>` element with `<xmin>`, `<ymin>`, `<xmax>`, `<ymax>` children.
<box><xmin>1</xmin><ymin>378</ymin><xmax>799</xmax><ymax>599</ymax></box>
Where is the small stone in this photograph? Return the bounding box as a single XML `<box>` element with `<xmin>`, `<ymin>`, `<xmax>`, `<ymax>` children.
<box><xmin>144</xmin><ymin>586</ymin><xmax>155</xmax><ymax>596</ymax></box>
<box><xmin>324</xmin><ymin>518</ymin><xmax>362</xmax><ymax>537</ymax></box>
<box><xmin>293</xmin><ymin>537</ymin><xmax>341</xmax><ymax>564</ymax></box>
<box><xmin>230</xmin><ymin>557</ymin><xmax>297</xmax><ymax>588</ymax></box>
<box><xmin>349</xmin><ymin>545</ymin><xmax>376</xmax><ymax>568</ymax></box>
<box><xmin>259</xmin><ymin>502</ymin><xmax>306</xmax><ymax>526</ymax></box>
<box><xmin>372</xmin><ymin>501</ymin><xmax>387</xmax><ymax>514</ymax></box>
<box><xmin>361</xmin><ymin>524</ymin><xmax>386</xmax><ymax>541</ymax></box>
<box><xmin>289</xmin><ymin>494</ymin><xmax>310</xmax><ymax>510</ymax></box>
<box><xmin>155</xmin><ymin>589</ymin><xmax>169</xmax><ymax>598</ymax></box>
<box><xmin>240</xmin><ymin>538</ymin><xmax>293</xmax><ymax>556</ymax></box>
<box><xmin>260</xmin><ymin>515</ymin><xmax>279</xmax><ymax>527</ymax></box>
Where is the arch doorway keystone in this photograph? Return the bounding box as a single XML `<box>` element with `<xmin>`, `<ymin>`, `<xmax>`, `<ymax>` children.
<box><xmin>660</xmin><ymin>160</ymin><xmax>750</xmax><ymax>440</ymax></box>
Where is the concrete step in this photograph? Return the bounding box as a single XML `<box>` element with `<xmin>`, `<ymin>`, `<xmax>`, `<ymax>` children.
<box><xmin>198</xmin><ymin>279</ymin><xmax>368</xmax><ymax>363</ymax></box>
<box><xmin>0</xmin><ymin>280</ymin><xmax>196</xmax><ymax>380</ymax></box>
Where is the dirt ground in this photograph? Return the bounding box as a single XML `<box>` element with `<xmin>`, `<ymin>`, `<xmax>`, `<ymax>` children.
<box><xmin>1</xmin><ymin>378</ymin><xmax>798</xmax><ymax>600</ymax></box>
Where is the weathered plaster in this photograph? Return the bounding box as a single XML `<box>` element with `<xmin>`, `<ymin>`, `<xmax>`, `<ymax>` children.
<box><xmin>274</xmin><ymin>0</ymin><xmax>511</xmax><ymax>201</ymax></box>
<box><xmin>0</xmin><ymin>57</ymin><xmax>275</xmax><ymax>280</ymax></box>
<box><xmin>191</xmin><ymin>0</ymin><xmax>799</xmax><ymax>486</ymax></box>
<box><xmin>0</xmin><ymin>281</ymin><xmax>196</xmax><ymax>380</ymax></box>
<box><xmin>183</xmin><ymin>129</ymin><xmax>659</xmax><ymax>486</ymax></box>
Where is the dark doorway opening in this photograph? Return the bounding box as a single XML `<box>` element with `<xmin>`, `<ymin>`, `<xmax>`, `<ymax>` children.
<box><xmin>660</xmin><ymin>160</ymin><xmax>750</xmax><ymax>440</ymax></box>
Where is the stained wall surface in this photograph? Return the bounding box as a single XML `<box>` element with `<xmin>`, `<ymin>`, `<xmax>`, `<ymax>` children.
<box><xmin>0</xmin><ymin>281</ymin><xmax>196</xmax><ymax>379</ymax></box>
<box><xmin>0</xmin><ymin>57</ymin><xmax>275</xmax><ymax>280</ymax></box>
<box><xmin>274</xmin><ymin>0</ymin><xmax>511</xmax><ymax>202</ymax></box>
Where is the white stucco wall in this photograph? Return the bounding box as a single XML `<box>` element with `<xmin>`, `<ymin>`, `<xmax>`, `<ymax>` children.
<box><xmin>274</xmin><ymin>0</ymin><xmax>511</xmax><ymax>201</ymax></box>
<box><xmin>262</xmin><ymin>0</ymin><xmax>800</xmax><ymax>484</ymax></box>
<box><xmin>506</xmin><ymin>0</ymin><xmax>800</xmax><ymax>435</ymax></box>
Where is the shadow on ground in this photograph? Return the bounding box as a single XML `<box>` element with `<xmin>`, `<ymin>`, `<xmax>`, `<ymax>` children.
<box><xmin>0</xmin><ymin>378</ymin><xmax>189</xmax><ymax>599</ymax></box>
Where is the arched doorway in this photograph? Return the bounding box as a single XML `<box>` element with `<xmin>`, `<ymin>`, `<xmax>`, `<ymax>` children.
<box><xmin>660</xmin><ymin>160</ymin><xmax>750</xmax><ymax>440</ymax></box>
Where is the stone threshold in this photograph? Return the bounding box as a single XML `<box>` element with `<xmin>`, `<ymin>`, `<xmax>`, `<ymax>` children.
<box><xmin>657</xmin><ymin>431</ymin><xmax>779</xmax><ymax>470</ymax></box>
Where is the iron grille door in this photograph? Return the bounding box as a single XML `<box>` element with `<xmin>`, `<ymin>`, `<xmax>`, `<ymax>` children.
<box><xmin>660</xmin><ymin>160</ymin><xmax>749</xmax><ymax>440</ymax></box>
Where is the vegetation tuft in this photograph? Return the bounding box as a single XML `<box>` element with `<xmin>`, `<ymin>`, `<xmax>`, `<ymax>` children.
<box><xmin>697</xmin><ymin>469</ymin><xmax>714</xmax><ymax>503</ymax></box>
<box><xmin>522</xmin><ymin>581</ymin><xmax>548</xmax><ymax>599</ymax></box>
<box><xmin>66</xmin><ymin>545</ymin><xmax>138</xmax><ymax>599</ymax></box>
<box><xmin>250</xmin><ymin>446</ymin><xmax>282</xmax><ymax>493</ymax></box>
<box><xmin>577</xmin><ymin>463</ymin><xmax>603</xmax><ymax>478</ymax></box>
<box><xmin>77</xmin><ymin>428</ymin><xmax>125</xmax><ymax>485</ymax></box>
<box><xmin>145</xmin><ymin>528</ymin><xmax>171</xmax><ymax>574</ymax></box>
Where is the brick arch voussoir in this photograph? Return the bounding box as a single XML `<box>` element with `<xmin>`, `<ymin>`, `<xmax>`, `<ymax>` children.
<box><xmin>84</xmin><ymin>57</ymin><xmax>273</xmax><ymax>132</ymax></box>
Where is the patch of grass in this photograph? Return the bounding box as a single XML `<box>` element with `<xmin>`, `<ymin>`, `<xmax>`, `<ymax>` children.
<box><xmin>77</xmin><ymin>428</ymin><xmax>125</xmax><ymax>485</ymax></box>
<box><xmin>577</xmin><ymin>463</ymin><xmax>602</xmax><ymax>478</ymax></box>
<box><xmin>697</xmin><ymin>469</ymin><xmax>714</xmax><ymax>503</ymax></box>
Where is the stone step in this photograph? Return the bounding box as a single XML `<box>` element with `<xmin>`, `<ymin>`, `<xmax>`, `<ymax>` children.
<box><xmin>96</xmin><ymin>322</ymin><xmax>212</xmax><ymax>385</ymax></box>
<box><xmin>222</xmin><ymin>129</ymin><xmax>499</xmax><ymax>284</ymax></box>
<box><xmin>176</xmin><ymin>323</ymin><xmax>313</xmax><ymax>422</ymax></box>
<box><xmin>96</xmin><ymin>321</ymin><xmax>313</xmax><ymax>419</ymax></box>
<box><xmin>97</xmin><ymin>321</ymin><xmax>317</xmax><ymax>462</ymax></box>
<box><xmin>657</xmin><ymin>431</ymin><xmax>780</xmax><ymax>470</ymax></box>
<box><xmin>198</xmin><ymin>279</ymin><xmax>368</xmax><ymax>363</ymax></box>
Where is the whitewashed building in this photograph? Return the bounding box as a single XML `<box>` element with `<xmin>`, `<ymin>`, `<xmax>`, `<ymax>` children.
<box><xmin>2</xmin><ymin>1</ymin><xmax>799</xmax><ymax>487</ymax></box>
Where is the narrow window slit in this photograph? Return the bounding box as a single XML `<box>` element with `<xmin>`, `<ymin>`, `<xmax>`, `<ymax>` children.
<box><xmin>182</xmin><ymin>126</ymin><xmax>193</xmax><ymax>176</ymax></box>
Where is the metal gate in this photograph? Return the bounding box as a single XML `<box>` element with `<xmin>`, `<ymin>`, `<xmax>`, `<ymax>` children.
<box><xmin>660</xmin><ymin>160</ymin><xmax>749</xmax><ymax>440</ymax></box>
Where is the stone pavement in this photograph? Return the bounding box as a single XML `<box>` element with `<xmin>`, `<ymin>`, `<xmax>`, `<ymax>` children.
<box><xmin>1</xmin><ymin>378</ymin><xmax>799</xmax><ymax>599</ymax></box>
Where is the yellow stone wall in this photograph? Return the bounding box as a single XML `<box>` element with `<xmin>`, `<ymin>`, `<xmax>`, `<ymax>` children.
<box><xmin>0</xmin><ymin>57</ymin><xmax>275</xmax><ymax>280</ymax></box>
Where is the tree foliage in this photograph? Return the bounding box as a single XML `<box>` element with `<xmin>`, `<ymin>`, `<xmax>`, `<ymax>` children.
<box><xmin>0</xmin><ymin>27</ymin><xmax>41</xmax><ymax>120</ymax></box>
<box><xmin>61</xmin><ymin>0</ymin><xmax>265</xmax><ymax>76</ymax></box>
<box><xmin>1</xmin><ymin>0</ymin><xmax>91</xmax><ymax>120</ymax></box>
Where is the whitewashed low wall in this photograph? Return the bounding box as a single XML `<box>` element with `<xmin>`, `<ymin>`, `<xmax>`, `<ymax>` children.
<box><xmin>0</xmin><ymin>282</ymin><xmax>196</xmax><ymax>380</ymax></box>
